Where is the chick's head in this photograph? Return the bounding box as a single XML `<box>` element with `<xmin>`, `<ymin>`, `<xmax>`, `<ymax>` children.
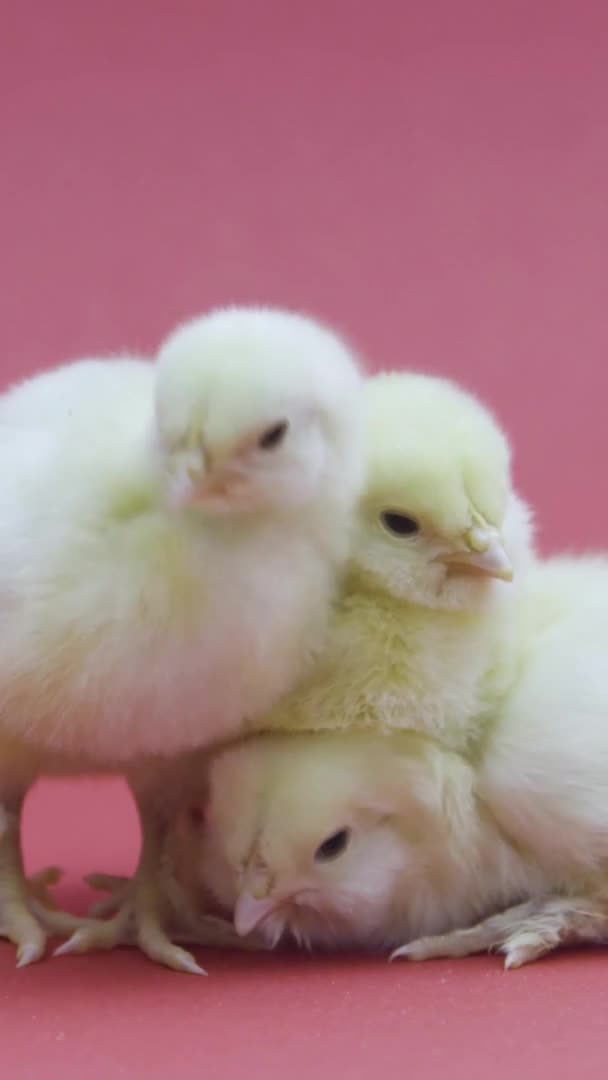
<box><xmin>351</xmin><ymin>373</ymin><xmax>528</xmax><ymax>611</ymax></box>
<box><xmin>154</xmin><ymin>307</ymin><xmax>364</xmax><ymax>517</ymax></box>
<box><xmin>197</xmin><ymin>731</ymin><xmax>459</xmax><ymax>951</ymax></box>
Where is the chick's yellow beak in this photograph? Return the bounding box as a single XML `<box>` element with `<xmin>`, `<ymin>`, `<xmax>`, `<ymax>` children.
<box><xmin>437</xmin><ymin>520</ymin><xmax>513</xmax><ymax>582</ymax></box>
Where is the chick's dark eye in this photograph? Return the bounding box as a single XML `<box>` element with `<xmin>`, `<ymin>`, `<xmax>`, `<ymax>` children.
<box><xmin>380</xmin><ymin>510</ymin><xmax>420</xmax><ymax>537</ymax></box>
<box><xmin>314</xmin><ymin>828</ymin><xmax>351</xmax><ymax>862</ymax></box>
<box><xmin>258</xmin><ymin>421</ymin><xmax>289</xmax><ymax>450</ymax></box>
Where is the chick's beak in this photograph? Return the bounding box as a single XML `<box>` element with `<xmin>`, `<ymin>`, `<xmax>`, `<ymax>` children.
<box><xmin>437</xmin><ymin>523</ymin><xmax>513</xmax><ymax>581</ymax></box>
<box><xmin>166</xmin><ymin>446</ymin><xmax>207</xmax><ymax>509</ymax></box>
<box><xmin>234</xmin><ymin>891</ymin><xmax>280</xmax><ymax>937</ymax></box>
<box><xmin>234</xmin><ymin>862</ymin><xmax>281</xmax><ymax>936</ymax></box>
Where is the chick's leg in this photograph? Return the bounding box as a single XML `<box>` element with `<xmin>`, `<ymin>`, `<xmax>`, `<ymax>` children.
<box><xmin>54</xmin><ymin>789</ymin><xmax>206</xmax><ymax>974</ymax></box>
<box><xmin>81</xmin><ymin>868</ymin><xmax>265</xmax><ymax>952</ymax></box>
<box><xmin>33</xmin><ymin>864</ymin><xmax>264</xmax><ymax>956</ymax></box>
<box><xmin>129</xmin><ymin>796</ymin><xmax>207</xmax><ymax>974</ymax></box>
<box><xmin>392</xmin><ymin>893</ymin><xmax>608</xmax><ymax>969</ymax></box>
<box><xmin>0</xmin><ymin>794</ymin><xmax>48</xmax><ymax>966</ymax></box>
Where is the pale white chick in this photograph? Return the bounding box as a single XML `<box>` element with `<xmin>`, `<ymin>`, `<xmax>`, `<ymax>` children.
<box><xmin>251</xmin><ymin>372</ymin><xmax>535</xmax><ymax>753</ymax></box>
<box><xmin>151</xmin><ymin>721</ymin><xmax>608</xmax><ymax>968</ymax></box>
<box><xmin>129</xmin><ymin>730</ymin><xmax>554</xmax><ymax>957</ymax></box>
<box><xmin>0</xmin><ymin>306</ymin><xmax>365</xmax><ymax>971</ymax></box>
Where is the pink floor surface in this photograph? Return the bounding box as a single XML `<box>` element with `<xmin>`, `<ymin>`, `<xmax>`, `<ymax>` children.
<box><xmin>2</xmin><ymin>2</ymin><xmax>608</xmax><ymax>1077</ymax></box>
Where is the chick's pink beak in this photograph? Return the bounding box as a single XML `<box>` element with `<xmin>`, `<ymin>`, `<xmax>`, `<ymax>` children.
<box><xmin>234</xmin><ymin>891</ymin><xmax>279</xmax><ymax>936</ymax></box>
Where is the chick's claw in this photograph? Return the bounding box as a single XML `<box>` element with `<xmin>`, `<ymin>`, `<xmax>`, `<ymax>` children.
<box><xmin>391</xmin><ymin>917</ymin><xmax>521</xmax><ymax>965</ymax></box>
<box><xmin>82</xmin><ymin>863</ymin><xmax>264</xmax><ymax>963</ymax></box>
<box><xmin>12</xmin><ymin>867</ymin><xmax>67</xmax><ymax>965</ymax></box>
<box><xmin>34</xmin><ymin>852</ymin><xmax>262</xmax><ymax>971</ymax></box>
<box><xmin>2</xmin><ymin>893</ymin><xmax>48</xmax><ymax>967</ymax></box>
<box><xmin>391</xmin><ymin>932</ymin><xmax>470</xmax><ymax>964</ymax></box>
<box><xmin>53</xmin><ymin>908</ymin><xmax>133</xmax><ymax>958</ymax></box>
<box><xmin>48</xmin><ymin>873</ymin><xmax>207</xmax><ymax>974</ymax></box>
<box><xmin>52</xmin><ymin>913</ymin><xmax>205</xmax><ymax>974</ymax></box>
<box><xmin>136</xmin><ymin>927</ymin><xmax>207</xmax><ymax>976</ymax></box>
<box><xmin>0</xmin><ymin>867</ymin><xmax>70</xmax><ymax>967</ymax></box>
<box><xmin>1</xmin><ymin>907</ymin><xmax>47</xmax><ymax>968</ymax></box>
<box><xmin>16</xmin><ymin>940</ymin><xmax>46</xmax><ymax>968</ymax></box>
<box><xmin>501</xmin><ymin>935</ymin><xmax>550</xmax><ymax>969</ymax></box>
<box><xmin>392</xmin><ymin>894</ymin><xmax>608</xmax><ymax>969</ymax></box>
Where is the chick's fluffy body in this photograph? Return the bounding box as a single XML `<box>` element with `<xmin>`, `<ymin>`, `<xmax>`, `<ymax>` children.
<box><xmin>479</xmin><ymin>554</ymin><xmax>608</xmax><ymax>877</ymax></box>
<box><xmin>0</xmin><ymin>309</ymin><xmax>364</xmax><ymax>773</ymax></box>
<box><xmin>157</xmin><ymin>730</ymin><xmax>548</xmax><ymax>952</ymax></box>
<box><xmin>250</xmin><ymin>373</ymin><xmax>534</xmax><ymax>752</ymax></box>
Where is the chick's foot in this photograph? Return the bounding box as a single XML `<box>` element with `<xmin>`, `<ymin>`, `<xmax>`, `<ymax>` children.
<box><xmin>0</xmin><ymin>893</ymin><xmax>47</xmax><ymax>968</ymax></box>
<box><xmin>52</xmin><ymin>868</ymin><xmax>207</xmax><ymax>975</ymax></box>
<box><xmin>82</xmin><ymin>868</ymin><xmax>263</xmax><ymax>956</ymax></box>
<box><xmin>391</xmin><ymin>893</ymin><xmax>608</xmax><ymax>969</ymax></box>
<box><xmin>0</xmin><ymin>795</ymin><xmax>63</xmax><ymax>968</ymax></box>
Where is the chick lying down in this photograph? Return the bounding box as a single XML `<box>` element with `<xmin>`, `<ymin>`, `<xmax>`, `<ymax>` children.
<box><xmin>195</xmin><ymin>730</ymin><xmax>608</xmax><ymax>967</ymax></box>
<box><xmin>35</xmin><ymin>730</ymin><xmax>608</xmax><ymax>970</ymax></box>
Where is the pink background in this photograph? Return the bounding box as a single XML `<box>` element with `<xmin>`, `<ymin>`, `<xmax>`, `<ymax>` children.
<box><xmin>2</xmin><ymin>1</ymin><xmax>608</xmax><ymax>1076</ymax></box>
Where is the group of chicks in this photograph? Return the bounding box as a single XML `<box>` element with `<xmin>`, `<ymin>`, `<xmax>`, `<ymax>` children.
<box><xmin>1</xmin><ymin>306</ymin><xmax>607</xmax><ymax>976</ymax></box>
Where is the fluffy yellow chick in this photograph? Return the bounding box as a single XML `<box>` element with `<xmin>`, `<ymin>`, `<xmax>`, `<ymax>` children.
<box><xmin>0</xmin><ymin>306</ymin><xmax>364</xmax><ymax>971</ymax></box>
<box><xmin>111</xmin><ymin>721</ymin><xmax>605</xmax><ymax>968</ymax></box>
<box><xmin>31</xmin><ymin>730</ymin><xmax>525</xmax><ymax>954</ymax></box>
<box><xmin>250</xmin><ymin>372</ymin><xmax>534</xmax><ymax>752</ymax></box>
